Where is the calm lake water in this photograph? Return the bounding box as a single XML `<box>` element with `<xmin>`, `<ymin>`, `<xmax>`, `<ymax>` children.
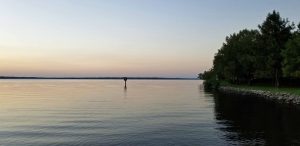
<box><xmin>0</xmin><ymin>80</ymin><xmax>300</xmax><ymax>146</ymax></box>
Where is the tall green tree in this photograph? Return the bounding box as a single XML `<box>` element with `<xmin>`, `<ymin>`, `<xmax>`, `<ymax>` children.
<box><xmin>213</xmin><ymin>29</ymin><xmax>261</xmax><ymax>84</ymax></box>
<box><xmin>282</xmin><ymin>23</ymin><xmax>300</xmax><ymax>78</ymax></box>
<box><xmin>258</xmin><ymin>10</ymin><xmax>294</xmax><ymax>87</ymax></box>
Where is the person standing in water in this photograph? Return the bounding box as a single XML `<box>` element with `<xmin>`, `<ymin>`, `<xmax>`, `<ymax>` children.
<box><xmin>123</xmin><ymin>77</ymin><xmax>128</xmax><ymax>88</ymax></box>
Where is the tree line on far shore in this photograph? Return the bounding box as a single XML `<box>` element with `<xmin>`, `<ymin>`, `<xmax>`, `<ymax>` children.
<box><xmin>200</xmin><ymin>10</ymin><xmax>300</xmax><ymax>87</ymax></box>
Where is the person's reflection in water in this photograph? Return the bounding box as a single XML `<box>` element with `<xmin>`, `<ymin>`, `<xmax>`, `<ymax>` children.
<box><xmin>124</xmin><ymin>85</ymin><xmax>127</xmax><ymax>91</ymax></box>
<box><xmin>123</xmin><ymin>84</ymin><xmax>127</xmax><ymax>99</ymax></box>
<box><xmin>123</xmin><ymin>77</ymin><xmax>128</xmax><ymax>98</ymax></box>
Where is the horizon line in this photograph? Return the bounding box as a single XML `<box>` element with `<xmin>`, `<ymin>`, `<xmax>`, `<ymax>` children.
<box><xmin>0</xmin><ymin>76</ymin><xmax>198</xmax><ymax>80</ymax></box>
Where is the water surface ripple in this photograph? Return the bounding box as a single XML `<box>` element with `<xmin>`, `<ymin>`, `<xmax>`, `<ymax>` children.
<box><xmin>0</xmin><ymin>80</ymin><xmax>299</xmax><ymax>145</ymax></box>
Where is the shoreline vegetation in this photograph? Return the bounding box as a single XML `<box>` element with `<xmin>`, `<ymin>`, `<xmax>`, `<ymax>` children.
<box><xmin>219</xmin><ymin>86</ymin><xmax>300</xmax><ymax>104</ymax></box>
<box><xmin>199</xmin><ymin>10</ymin><xmax>300</xmax><ymax>105</ymax></box>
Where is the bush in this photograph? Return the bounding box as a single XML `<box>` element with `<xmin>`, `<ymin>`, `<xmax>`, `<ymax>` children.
<box><xmin>204</xmin><ymin>79</ymin><xmax>220</xmax><ymax>91</ymax></box>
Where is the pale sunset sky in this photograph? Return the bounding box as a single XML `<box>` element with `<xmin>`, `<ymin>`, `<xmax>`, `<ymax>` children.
<box><xmin>0</xmin><ymin>0</ymin><xmax>300</xmax><ymax>78</ymax></box>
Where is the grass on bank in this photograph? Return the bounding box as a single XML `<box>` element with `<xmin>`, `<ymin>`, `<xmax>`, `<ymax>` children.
<box><xmin>221</xmin><ymin>82</ymin><xmax>300</xmax><ymax>96</ymax></box>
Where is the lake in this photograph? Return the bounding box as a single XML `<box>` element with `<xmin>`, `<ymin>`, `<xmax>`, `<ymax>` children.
<box><xmin>0</xmin><ymin>80</ymin><xmax>299</xmax><ymax>146</ymax></box>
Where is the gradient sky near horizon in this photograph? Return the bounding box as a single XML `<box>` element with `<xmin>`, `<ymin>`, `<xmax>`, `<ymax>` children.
<box><xmin>1</xmin><ymin>0</ymin><xmax>300</xmax><ymax>78</ymax></box>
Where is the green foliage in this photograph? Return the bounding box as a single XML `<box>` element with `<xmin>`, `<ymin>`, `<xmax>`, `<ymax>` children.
<box><xmin>213</xmin><ymin>29</ymin><xmax>261</xmax><ymax>84</ymax></box>
<box><xmin>258</xmin><ymin>10</ymin><xmax>294</xmax><ymax>86</ymax></box>
<box><xmin>200</xmin><ymin>10</ymin><xmax>299</xmax><ymax>87</ymax></box>
<box><xmin>203</xmin><ymin>79</ymin><xmax>219</xmax><ymax>91</ymax></box>
<box><xmin>282</xmin><ymin>33</ymin><xmax>300</xmax><ymax>77</ymax></box>
<box><xmin>200</xmin><ymin>69</ymin><xmax>220</xmax><ymax>90</ymax></box>
<box><xmin>198</xmin><ymin>73</ymin><xmax>203</xmax><ymax>79</ymax></box>
<box><xmin>231</xmin><ymin>84</ymin><xmax>300</xmax><ymax>96</ymax></box>
<box><xmin>200</xmin><ymin>69</ymin><xmax>216</xmax><ymax>80</ymax></box>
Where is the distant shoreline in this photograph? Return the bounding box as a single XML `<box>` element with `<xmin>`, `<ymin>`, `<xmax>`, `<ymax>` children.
<box><xmin>0</xmin><ymin>76</ymin><xmax>198</xmax><ymax>80</ymax></box>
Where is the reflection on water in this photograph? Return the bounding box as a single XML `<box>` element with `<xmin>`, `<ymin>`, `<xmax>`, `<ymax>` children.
<box><xmin>0</xmin><ymin>80</ymin><xmax>299</xmax><ymax>145</ymax></box>
<box><xmin>123</xmin><ymin>84</ymin><xmax>127</xmax><ymax>98</ymax></box>
<box><xmin>0</xmin><ymin>80</ymin><xmax>224</xmax><ymax>146</ymax></box>
<box><xmin>214</xmin><ymin>92</ymin><xmax>300</xmax><ymax>145</ymax></box>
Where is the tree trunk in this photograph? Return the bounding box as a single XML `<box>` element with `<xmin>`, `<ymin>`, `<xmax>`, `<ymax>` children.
<box><xmin>248</xmin><ymin>78</ymin><xmax>252</xmax><ymax>86</ymax></box>
<box><xmin>275</xmin><ymin>69</ymin><xmax>279</xmax><ymax>87</ymax></box>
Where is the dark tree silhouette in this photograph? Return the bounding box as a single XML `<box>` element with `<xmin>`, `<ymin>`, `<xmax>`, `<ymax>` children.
<box><xmin>282</xmin><ymin>25</ymin><xmax>300</xmax><ymax>78</ymax></box>
<box><xmin>258</xmin><ymin>10</ymin><xmax>294</xmax><ymax>87</ymax></box>
<box><xmin>213</xmin><ymin>29</ymin><xmax>261</xmax><ymax>84</ymax></box>
<box><xmin>201</xmin><ymin>11</ymin><xmax>299</xmax><ymax>87</ymax></box>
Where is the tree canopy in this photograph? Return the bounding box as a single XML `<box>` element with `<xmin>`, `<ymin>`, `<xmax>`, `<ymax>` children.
<box><xmin>282</xmin><ymin>25</ymin><xmax>300</xmax><ymax>78</ymax></box>
<box><xmin>201</xmin><ymin>11</ymin><xmax>299</xmax><ymax>87</ymax></box>
<box><xmin>258</xmin><ymin>10</ymin><xmax>294</xmax><ymax>86</ymax></box>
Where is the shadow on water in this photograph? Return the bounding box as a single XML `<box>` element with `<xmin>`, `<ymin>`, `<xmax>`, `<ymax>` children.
<box><xmin>212</xmin><ymin>92</ymin><xmax>300</xmax><ymax>145</ymax></box>
<box><xmin>123</xmin><ymin>85</ymin><xmax>127</xmax><ymax>98</ymax></box>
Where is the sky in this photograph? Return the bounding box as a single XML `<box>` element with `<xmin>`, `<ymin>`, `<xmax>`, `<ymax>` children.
<box><xmin>0</xmin><ymin>0</ymin><xmax>300</xmax><ymax>78</ymax></box>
